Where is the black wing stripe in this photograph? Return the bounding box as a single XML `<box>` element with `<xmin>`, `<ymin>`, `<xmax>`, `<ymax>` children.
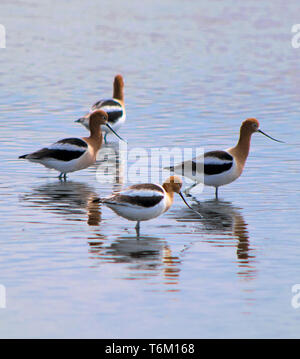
<box><xmin>107</xmin><ymin>110</ymin><xmax>123</xmax><ymax>124</ymax></box>
<box><xmin>204</xmin><ymin>151</ymin><xmax>233</xmax><ymax>175</ymax></box>
<box><xmin>204</xmin><ymin>151</ymin><xmax>233</xmax><ymax>161</ymax></box>
<box><xmin>91</xmin><ymin>99</ymin><xmax>123</xmax><ymax>124</ymax></box>
<box><xmin>109</xmin><ymin>195</ymin><xmax>164</xmax><ymax>208</ymax></box>
<box><xmin>129</xmin><ymin>183</ymin><xmax>164</xmax><ymax>193</ymax></box>
<box><xmin>56</xmin><ymin>138</ymin><xmax>88</xmax><ymax>148</ymax></box>
<box><xmin>204</xmin><ymin>162</ymin><xmax>233</xmax><ymax>175</ymax></box>
<box><xmin>29</xmin><ymin>148</ymin><xmax>85</xmax><ymax>161</ymax></box>
<box><xmin>92</xmin><ymin>99</ymin><xmax>122</xmax><ymax>109</ymax></box>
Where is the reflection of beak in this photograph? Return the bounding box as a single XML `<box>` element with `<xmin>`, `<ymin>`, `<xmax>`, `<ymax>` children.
<box><xmin>179</xmin><ymin>192</ymin><xmax>202</xmax><ymax>218</ymax></box>
<box><xmin>75</xmin><ymin>118</ymin><xmax>83</xmax><ymax>123</ymax></box>
<box><xmin>106</xmin><ymin>123</ymin><xmax>126</xmax><ymax>142</ymax></box>
<box><xmin>92</xmin><ymin>197</ymin><xmax>102</xmax><ymax>203</ymax></box>
<box><xmin>257</xmin><ymin>129</ymin><xmax>284</xmax><ymax>143</ymax></box>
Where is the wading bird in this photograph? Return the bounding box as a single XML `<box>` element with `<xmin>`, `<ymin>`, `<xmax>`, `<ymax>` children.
<box><xmin>167</xmin><ymin>118</ymin><xmax>283</xmax><ymax>199</ymax></box>
<box><xmin>19</xmin><ymin>110</ymin><xmax>125</xmax><ymax>179</ymax></box>
<box><xmin>76</xmin><ymin>74</ymin><xmax>126</xmax><ymax>143</ymax></box>
<box><xmin>95</xmin><ymin>176</ymin><xmax>200</xmax><ymax>236</ymax></box>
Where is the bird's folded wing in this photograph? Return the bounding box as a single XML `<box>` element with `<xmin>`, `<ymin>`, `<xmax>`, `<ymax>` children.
<box><xmin>26</xmin><ymin>138</ymin><xmax>88</xmax><ymax>161</ymax></box>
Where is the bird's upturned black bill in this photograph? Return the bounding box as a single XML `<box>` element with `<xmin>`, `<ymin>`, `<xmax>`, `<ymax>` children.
<box><xmin>106</xmin><ymin>123</ymin><xmax>126</xmax><ymax>142</ymax></box>
<box><xmin>179</xmin><ymin>192</ymin><xmax>202</xmax><ymax>218</ymax></box>
<box><xmin>258</xmin><ymin>129</ymin><xmax>284</xmax><ymax>143</ymax></box>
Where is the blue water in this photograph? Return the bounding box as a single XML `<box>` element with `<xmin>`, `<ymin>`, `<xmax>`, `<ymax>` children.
<box><xmin>0</xmin><ymin>0</ymin><xmax>300</xmax><ymax>338</ymax></box>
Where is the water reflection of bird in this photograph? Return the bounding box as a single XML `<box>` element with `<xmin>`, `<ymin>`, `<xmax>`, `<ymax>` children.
<box><xmin>174</xmin><ymin>199</ymin><xmax>256</xmax><ymax>280</ymax></box>
<box><xmin>87</xmin><ymin>236</ymin><xmax>181</xmax><ymax>290</ymax></box>
<box><xmin>93</xmin><ymin>141</ymin><xmax>124</xmax><ymax>193</ymax></box>
<box><xmin>21</xmin><ymin>181</ymin><xmax>101</xmax><ymax>226</ymax></box>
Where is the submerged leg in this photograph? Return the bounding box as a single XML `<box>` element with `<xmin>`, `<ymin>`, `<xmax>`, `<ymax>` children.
<box><xmin>184</xmin><ymin>182</ymin><xmax>198</xmax><ymax>196</ymax></box>
<box><xmin>135</xmin><ymin>221</ymin><xmax>140</xmax><ymax>238</ymax></box>
<box><xmin>215</xmin><ymin>187</ymin><xmax>219</xmax><ymax>200</ymax></box>
<box><xmin>58</xmin><ymin>173</ymin><xmax>67</xmax><ymax>181</ymax></box>
<box><xmin>104</xmin><ymin>133</ymin><xmax>108</xmax><ymax>144</ymax></box>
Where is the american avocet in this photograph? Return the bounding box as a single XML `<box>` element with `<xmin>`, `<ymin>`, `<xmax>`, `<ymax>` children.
<box><xmin>19</xmin><ymin>110</ymin><xmax>125</xmax><ymax>179</ymax></box>
<box><xmin>95</xmin><ymin>176</ymin><xmax>200</xmax><ymax>236</ymax></box>
<box><xmin>168</xmin><ymin>118</ymin><xmax>283</xmax><ymax>199</ymax></box>
<box><xmin>76</xmin><ymin>74</ymin><xmax>126</xmax><ymax>143</ymax></box>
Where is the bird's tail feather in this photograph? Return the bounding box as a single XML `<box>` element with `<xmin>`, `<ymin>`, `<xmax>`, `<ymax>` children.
<box><xmin>18</xmin><ymin>154</ymin><xmax>28</xmax><ymax>159</ymax></box>
<box><xmin>164</xmin><ymin>165</ymin><xmax>175</xmax><ymax>171</ymax></box>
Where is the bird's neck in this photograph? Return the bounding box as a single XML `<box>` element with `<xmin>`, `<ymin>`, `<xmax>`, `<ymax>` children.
<box><xmin>84</xmin><ymin>125</ymin><xmax>103</xmax><ymax>155</ymax></box>
<box><xmin>113</xmin><ymin>84</ymin><xmax>124</xmax><ymax>103</ymax></box>
<box><xmin>228</xmin><ymin>129</ymin><xmax>252</xmax><ymax>168</ymax></box>
<box><xmin>162</xmin><ymin>184</ymin><xmax>175</xmax><ymax>212</ymax></box>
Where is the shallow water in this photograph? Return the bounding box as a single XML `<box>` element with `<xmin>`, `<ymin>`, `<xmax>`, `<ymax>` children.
<box><xmin>0</xmin><ymin>0</ymin><xmax>300</xmax><ymax>338</ymax></box>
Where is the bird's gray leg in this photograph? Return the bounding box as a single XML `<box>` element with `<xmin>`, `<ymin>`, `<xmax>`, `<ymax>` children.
<box><xmin>215</xmin><ymin>187</ymin><xmax>219</xmax><ymax>200</ymax></box>
<box><xmin>58</xmin><ymin>173</ymin><xmax>67</xmax><ymax>181</ymax></box>
<box><xmin>135</xmin><ymin>221</ymin><xmax>140</xmax><ymax>238</ymax></box>
<box><xmin>184</xmin><ymin>182</ymin><xmax>198</xmax><ymax>196</ymax></box>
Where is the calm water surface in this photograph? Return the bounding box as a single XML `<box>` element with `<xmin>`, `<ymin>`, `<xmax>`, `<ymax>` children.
<box><xmin>0</xmin><ymin>0</ymin><xmax>300</xmax><ymax>338</ymax></box>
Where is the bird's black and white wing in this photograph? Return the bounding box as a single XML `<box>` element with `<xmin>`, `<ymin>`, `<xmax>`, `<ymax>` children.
<box><xmin>103</xmin><ymin>183</ymin><xmax>165</xmax><ymax>208</ymax></box>
<box><xmin>203</xmin><ymin>151</ymin><xmax>233</xmax><ymax>175</ymax></box>
<box><xmin>167</xmin><ymin>150</ymin><xmax>233</xmax><ymax>179</ymax></box>
<box><xmin>92</xmin><ymin>99</ymin><xmax>124</xmax><ymax>124</ymax></box>
<box><xmin>20</xmin><ymin>138</ymin><xmax>88</xmax><ymax>162</ymax></box>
